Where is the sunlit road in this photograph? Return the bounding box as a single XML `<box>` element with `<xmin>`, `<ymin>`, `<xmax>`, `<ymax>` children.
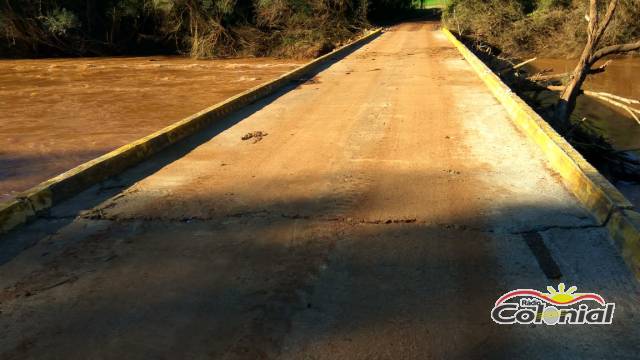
<box><xmin>1</xmin><ymin>21</ymin><xmax>639</xmax><ymax>359</ymax></box>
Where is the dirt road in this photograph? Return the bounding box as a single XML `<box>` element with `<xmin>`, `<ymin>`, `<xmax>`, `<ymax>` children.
<box><xmin>1</xmin><ymin>21</ymin><xmax>639</xmax><ymax>359</ymax></box>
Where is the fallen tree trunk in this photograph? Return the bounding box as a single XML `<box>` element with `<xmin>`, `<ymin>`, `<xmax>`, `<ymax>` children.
<box><xmin>547</xmin><ymin>85</ymin><xmax>640</xmax><ymax>124</ymax></box>
<box><xmin>512</xmin><ymin>57</ymin><xmax>537</xmax><ymax>69</ymax></box>
<box><xmin>498</xmin><ymin>57</ymin><xmax>536</xmax><ymax>75</ymax></box>
<box><xmin>586</xmin><ymin>91</ymin><xmax>640</xmax><ymax>105</ymax></box>
<box><xmin>585</xmin><ymin>91</ymin><xmax>640</xmax><ymax>124</ymax></box>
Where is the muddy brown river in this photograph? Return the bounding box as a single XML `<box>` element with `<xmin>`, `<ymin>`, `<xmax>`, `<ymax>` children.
<box><xmin>527</xmin><ymin>57</ymin><xmax>640</xmax><ymax>151</ymax></box>
<box><xmin>0</xmin><ymin>56</ymin><xmax>304</xmax><ymax>201</ymax></box>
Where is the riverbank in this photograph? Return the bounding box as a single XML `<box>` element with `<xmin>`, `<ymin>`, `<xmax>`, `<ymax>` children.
<box><xmin>0</xmin><ymin>56</ymin><xmax>304</xmax><ymax>201</ymax></box>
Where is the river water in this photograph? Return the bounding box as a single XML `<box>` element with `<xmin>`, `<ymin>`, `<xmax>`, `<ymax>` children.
<box><xmin>0</xmin><ymin>56</ymin><xmax>304</xmax><ymax>201</ymax></box>
<box><xmin>527</xmin><ymin>57</ymin><xmax>640</xmax><ymax>151</ymax></box>
<box><xmin>527</xmin><ymin>56</ymin><xmax>640</xmax><ymax>206</ymax></box>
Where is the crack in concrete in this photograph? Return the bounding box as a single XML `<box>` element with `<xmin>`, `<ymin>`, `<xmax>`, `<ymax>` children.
<box><xmin>39</xmin><ymin>215</ymin><xmax>77</xmax><ymax>221</ymax></box>
<box><xmin>75</xmin><ymin>211</ymin><xmax>422</xmax><ymax>226</ymax></box>
<box><xmin>508</xmin><ymin>206</ymin><xmax>616</xmax><ymax>236</ymax></box>
<box><xmin>512</xmin><ymin>222</ymin><xmax>604</xmax><ymax>235</ymax></box>
<box><xmin>39</xmin><ymin>206</ymin><xmax>604</xmax><ymax>238</ymax></box>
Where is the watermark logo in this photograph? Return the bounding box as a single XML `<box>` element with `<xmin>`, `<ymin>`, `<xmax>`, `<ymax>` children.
<box><xmin>491</xmin><ymin>283</ymin><xmax>615</xmax><ymax>325</ymax></box>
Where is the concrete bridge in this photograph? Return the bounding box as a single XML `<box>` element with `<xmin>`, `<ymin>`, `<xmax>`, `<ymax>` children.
<box><xmin>1</xmin><ymin>21</ymin><xmax>639</xmax><ymax>358</ymax></box>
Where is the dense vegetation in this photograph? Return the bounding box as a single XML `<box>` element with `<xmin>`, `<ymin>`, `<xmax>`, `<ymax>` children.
<box><xmin>0</xmin><ymin>0</ymin><xmax>414</xmax><ymax>58</ymax></box>
<box><xmin>443</xmin><ymin>0</ymin><xmax>640</xmax><ymax>57</ymax></box>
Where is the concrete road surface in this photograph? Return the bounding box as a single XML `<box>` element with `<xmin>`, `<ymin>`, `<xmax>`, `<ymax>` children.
<box><xmin>1</xmin><ymin>21</ymin><xmax>639</xmax><ymax>359</ymax></box>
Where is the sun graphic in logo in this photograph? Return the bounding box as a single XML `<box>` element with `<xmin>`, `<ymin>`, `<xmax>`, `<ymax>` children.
<box><xmin>494</xmin><ymin>283</ymin><xmax>607</xmax><ymax>307</ymax></box>
<box><xmin>544</xmin><ymin>283</ymin><xmax>580</xmax><ymax>304</ymax></box>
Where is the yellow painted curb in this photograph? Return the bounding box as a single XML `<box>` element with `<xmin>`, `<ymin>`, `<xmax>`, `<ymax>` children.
<box><xmin>607</xmin><ymin>210</ymin><xmax>640</xmax><ymax>278</ymax></box>
<box><xmin>442</xmin><ymin>27</ymin><xmax>640</xmax><ymax>278</ymax></box>
<box><xmin>0</xmin><ymin>28</ymin><xmax>383</xmax><ymax>234</ymax></box>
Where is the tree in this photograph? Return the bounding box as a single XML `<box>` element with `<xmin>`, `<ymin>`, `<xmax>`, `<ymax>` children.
<box><xmin>555</xmin><ymin>0</ymin><xmax>640</xmax><ymax>130</ymax></box>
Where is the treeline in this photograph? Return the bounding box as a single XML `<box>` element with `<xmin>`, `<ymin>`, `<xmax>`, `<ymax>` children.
<box><xmin>443</xmin><ymin>0</ymin><xmax>640</xmax><ymax>57</ymax></box>
<box><xmin>0</xmin><ymin>0</ymin><xmax>414</xmax><ymax>58</ymax></box>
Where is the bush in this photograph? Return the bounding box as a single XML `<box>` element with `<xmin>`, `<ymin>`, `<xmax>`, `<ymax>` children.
<box><xmin>0</xmin><ymin>0</ymin><xmax>414</xmax><ymax>58</ymax></box>
<box><xmin>42</xmin><ymin>8</ymin><xmax>79</xmax><ymax>36</ymax></box>
<box><xmin>443</xmin><ymin>0</ymin><xmax>640</xmax><ymax>58</ymax></box>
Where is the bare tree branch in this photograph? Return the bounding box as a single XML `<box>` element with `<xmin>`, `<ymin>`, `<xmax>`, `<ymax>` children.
<box><xmin>512</xmin><ymin>57</ymin><xmax>537</xmax><ymax>69</ymax></box>
<box><xmin>591</xmin><ymin>40</ymin><xmax>640</xmax><ymax>63</ymax></box>
<box><xmin>588</xmin><ymin>91</ymin><xmax>640</xmax><ymax>105</ymax></box>
<box><xmin>594</xmin><ymin>0</ymin><xmax>618</xmax><ymax>43</ymax></box>
<box><xmin>586</xmin><ymin>91</ymin><xmax>640</xmax><ymax>124</ymax></box>
<box><xmin>528</xmin><ymin>60</ymin><xmax>611</xmax><ymax>81</ymax></box>
<box><xmin>588</xmin><ymin>0</ymin><xmax>598</xmax><ymax>38</ymax></box>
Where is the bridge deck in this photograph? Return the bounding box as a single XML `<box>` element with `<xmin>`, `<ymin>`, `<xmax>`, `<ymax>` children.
<box><xmin>1</xmin><ymin>21</ymin><xmax>639</xmax><ymax>358</ymax></box>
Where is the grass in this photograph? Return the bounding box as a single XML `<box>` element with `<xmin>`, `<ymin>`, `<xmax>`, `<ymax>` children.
<box><xmin>412</xmin><ymin>0</ymin><xmax>448</xmax><ymax>8</ymax></box>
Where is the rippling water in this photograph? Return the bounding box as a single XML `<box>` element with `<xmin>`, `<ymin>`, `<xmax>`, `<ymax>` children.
<box><xmin>0</xmin><ymin>56</ymin><xmax>304</xmax><ymax>201</ymax></box>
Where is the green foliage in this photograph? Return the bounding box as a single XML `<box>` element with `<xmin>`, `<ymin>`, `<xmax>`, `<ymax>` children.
<box><xmin>535</xmin><ymin>0</ymin><xmax>571</xmax><ymax>10</ymax></box>
<box><xmin>149</xmin><ymin>0</ymin><xmax>175</xmax><ymax>12</ymax></box>
<box><xmin>0</xmin><ymin>0</ymin><xmax>417</xmax><ymax>58</ymax></box>
<box><xmin>42</xmin><ymin>8</ymin><xmax>79</xmax><ymax>36</ymax></box>
<box><xmin>444</xmin><ymin>0</ymin><xmax>524</xmax><ymax>44</ymax></box>
<box><xmin>411</xmin><ymin>0</ymin><xmax>448</xmax><ymax>8</ymax></box>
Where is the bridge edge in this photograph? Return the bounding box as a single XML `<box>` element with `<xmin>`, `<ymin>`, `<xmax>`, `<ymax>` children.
<box><xmin>442</xmin><ymin>27</ymin><xmax>640</xmax><ymax>279</ymax></box>
<box><xmin>0</xmin><ymin>28</ymin><xmax>383</xmax><ymax>235</ymax></box>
